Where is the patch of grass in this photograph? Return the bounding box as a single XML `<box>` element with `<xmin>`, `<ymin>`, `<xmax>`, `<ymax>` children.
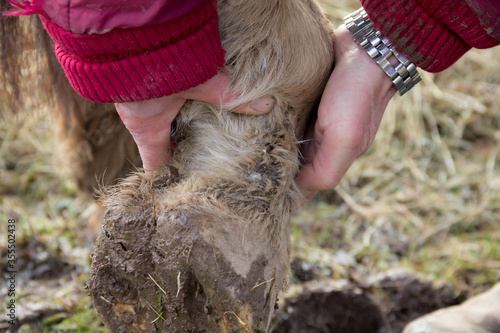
<box><xmin>1</xmin><ymin>110</ymin><xmax>98</xmax><ymax>331</ymax></box>
<box><xmin>38</xmin><ymin>298</ymin><xmax>107</xmax><ymax>333</ymax></box>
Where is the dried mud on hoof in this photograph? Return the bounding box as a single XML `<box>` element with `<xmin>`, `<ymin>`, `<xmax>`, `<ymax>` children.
<box><xmin>87</xmin><ymin>168</ymin><xmax>286</xmax><ymax>333</ymax></box>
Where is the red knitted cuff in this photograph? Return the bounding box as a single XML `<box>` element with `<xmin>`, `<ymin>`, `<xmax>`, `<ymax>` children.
<box><xmin>40</xmin><ymin>0</ymin><xmax>225</xmax><ymax>103</ymax></box>
<box><xmin>361</xmin><ymin>0</ymin><xmax>500</xmax><ymax>72</ymax></box>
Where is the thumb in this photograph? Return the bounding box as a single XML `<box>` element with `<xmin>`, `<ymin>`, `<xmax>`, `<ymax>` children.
<box><xmin>180</xmin><ymin>72</ymin><xmax>275</xmax><ymax>115</ymax></box>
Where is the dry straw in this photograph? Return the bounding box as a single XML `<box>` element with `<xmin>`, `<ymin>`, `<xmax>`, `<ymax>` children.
<box><xmin>291</xmin><ymin>0</ymin><xmax>500</xmax><ymax>292</ymax></box>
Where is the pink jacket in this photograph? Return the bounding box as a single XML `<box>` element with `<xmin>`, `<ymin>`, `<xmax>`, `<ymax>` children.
<box><xmin>466</xmin><ymin>0</ymin><xmax>500</xmax><ymax>40</ymax></box>
<box><xmin>7</xmin><ymin>0</ymin><xmax>500</xmax><ymax>103</ymax></box>
<box><xmin>8</xmin><ymin>0</ymin><xmax>225</xmax><ymax>103</ymax></box>
<box><xmin>361</xmin><ymin>0</ymin><xmax>500</xmax><ymax>72</ymax></box>
<box><xmin>41</xmin><ymin>0</ymin><xmax>206</xmax><ymax>34</ymax></box>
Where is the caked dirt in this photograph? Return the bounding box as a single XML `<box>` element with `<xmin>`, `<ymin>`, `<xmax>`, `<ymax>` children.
<box><xmin>87</xmin><ymin>167</ymin><xmax>287</xmax><ymax>333</ymax></box>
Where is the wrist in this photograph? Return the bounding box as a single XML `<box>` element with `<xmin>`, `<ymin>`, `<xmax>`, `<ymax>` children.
<box><xmin>334</xmin><ymin>25</ymin><xmax>395</xmax><ymax>95</ymax></box>
<box><xmin>344</xmin><ymin>8</ymin><xmax>421</xmax><ymax>96</ymax></box>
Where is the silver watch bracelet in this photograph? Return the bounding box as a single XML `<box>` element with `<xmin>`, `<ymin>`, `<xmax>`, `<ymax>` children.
<box><xmin>344</xmin><ymin>8</ymin><xmax>422</xmax><ymax>96</ymax></box>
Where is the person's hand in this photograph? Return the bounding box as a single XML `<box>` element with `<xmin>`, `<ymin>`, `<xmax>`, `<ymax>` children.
<box><xmin>296</xmin><ymin>25</ymin><xmax>397</xmax><ymax>201</ymax></box>
<box><xmin>115</xmin><ymin>72</ymin><xmax>274</xmax><ymax>170</ymax></box>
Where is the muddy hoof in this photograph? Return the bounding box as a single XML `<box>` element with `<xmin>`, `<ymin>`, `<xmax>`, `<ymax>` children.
<box><xmin>88</xmin><ymin>169</ymin><xmax>287</xmax><ymax>333</ymax></box>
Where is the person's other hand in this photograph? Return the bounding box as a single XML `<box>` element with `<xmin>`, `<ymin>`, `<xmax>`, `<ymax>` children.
<box><xmin>296</xmin><ymin>25</ymin><xmax>396</xmax><ymax>201</ymax></box>
<box><xmin>115</xmin><ymin>73</ymin><xmax>274</xmax><ymax>170</ymax></box>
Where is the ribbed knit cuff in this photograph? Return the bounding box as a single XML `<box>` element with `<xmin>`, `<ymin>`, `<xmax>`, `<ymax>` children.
<box><xmin>40</xmin><ymin>0</ymin><xmax>225</xmax><ymax>103</ymax></box>
<box><xmin>361</xmin><ymin>0</ymin><xmax>500</xmax><ymax>72</ymax></box>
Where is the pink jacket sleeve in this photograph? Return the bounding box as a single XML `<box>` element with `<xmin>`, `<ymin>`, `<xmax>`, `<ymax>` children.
<box><xmin>42</xmin><ymin>0</ymin><xmax>208</xmax><ymax>34</ymax></box>
<box><xmin>7</xmin><ymin>0</ymin><xmax>226</xmax><ymax>103</ymax></box>
<box><xmin>361</xmin><ymin>0</ymin><xmax>500</xmax><ymax>72</ymax></box>
<box><xmin>465</xmin><ymin>0</ymin><xmax>500</xmax><ymax>40</ymax></box>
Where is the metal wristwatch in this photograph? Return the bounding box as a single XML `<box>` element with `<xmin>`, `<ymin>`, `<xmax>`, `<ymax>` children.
<box><xmin>344</xmin><ymin>8</ymin><xmax>421</xmax><ymax>96</ymax></box>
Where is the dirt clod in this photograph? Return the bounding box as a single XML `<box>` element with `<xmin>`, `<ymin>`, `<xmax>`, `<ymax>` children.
<box><xmin>272</xmin><ymin>281</ymin><xmax>383</xmax><ymax>333</ymax></box>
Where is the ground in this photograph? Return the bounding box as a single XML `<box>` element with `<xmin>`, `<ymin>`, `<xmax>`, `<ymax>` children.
<box><xmin>1</xmin><ymin>0</ymin><xmax>500</xmax><ymax>332</ymax></box>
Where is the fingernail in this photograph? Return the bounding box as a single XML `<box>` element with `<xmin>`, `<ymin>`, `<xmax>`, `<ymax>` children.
<box><xmin>298</xmin><ymin>190</ymin><xmax>317</xmax><ymax>206</ymax></box>
<box><xmin>249</xmin><ymin>96</ymin><xmax>275</xmax><ymax>114</ymax></box>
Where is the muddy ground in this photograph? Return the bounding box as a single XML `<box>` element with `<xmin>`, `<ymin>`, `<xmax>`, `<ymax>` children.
<box><xmin>0</xmin><ymin>230</ymin><xmax>469</xmax><ymax>333</ymax></box>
